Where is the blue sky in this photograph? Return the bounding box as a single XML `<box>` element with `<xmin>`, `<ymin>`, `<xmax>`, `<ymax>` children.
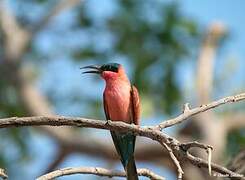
<box><xmin>176</xmin><ymin>0</ymin><xmax>245</xmax><ymax>103</ymax></box>
<box><xmin>183</xmin><ymin>0</ymin><xmax>245</xmax><ymax>81</ymax></box>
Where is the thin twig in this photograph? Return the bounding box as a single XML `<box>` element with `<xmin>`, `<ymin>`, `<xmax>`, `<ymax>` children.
<box><xmin>186</xmin><ymin>153</ymin><xmax>244</xmax><ymax>179</ymax></box>
<box><xmin>180</xmin><ymin>142</ymin><xmax>213</xmax><ymax>177</ymax></box>
<box><xmin>0</xmin><ymin>116</ymin><xmax>243</xmax><ymax>178</ymax></box>
<box><xmin>162</xmin><ymin>143</ymin><xmax>183</xmax><ymax>180</ymax></box>
<box><xmin>180</xmin><ymin>141</ymin><xmax>213</xmax><ymax>151</ymax></box>
<box><xmin>0</xmin><ymin>93</ymin><xmax>244</xmax><ymax>179</ymax></box>
<box><xmin>36</xmin><ymin>167</ymin><xmax>165</xmax><ymax>180</ymax></box>
<box><xmin>207</xmin><ymin>147</ymin><xmax>212</xmax><ymax>176</ymax></box>
<box><xmin>0</xmin><ymin>116</ymin><xmax>180</xmax><ymax>153</ymax></box>
<box><xmin>158</xmin><ymin>93</ymin><xmax>245</xmax><ymax>130</ymax></box>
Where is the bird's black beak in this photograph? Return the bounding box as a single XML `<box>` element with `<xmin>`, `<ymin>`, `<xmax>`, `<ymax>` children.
<box><xmin>80</xmin><ymin>65</ymin><xmax>102</xmax><ymax>74</ymax></box>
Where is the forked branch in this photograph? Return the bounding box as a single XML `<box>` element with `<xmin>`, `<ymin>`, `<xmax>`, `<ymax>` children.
<box><xmin>0</xmin><ymin>93</ymin><xmax>244</xmax><ymax>179</ymax></box>
<box><xmin>158</xmin><ymin>93</ymin><xmax>245</xmax><ymax>129</ymax></box>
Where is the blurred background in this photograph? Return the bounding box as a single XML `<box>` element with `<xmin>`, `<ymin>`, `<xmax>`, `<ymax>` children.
<box><xmin>0</xmin><ymin>0</ymin><xmax>244</xmax><ymax>179</ymax></box>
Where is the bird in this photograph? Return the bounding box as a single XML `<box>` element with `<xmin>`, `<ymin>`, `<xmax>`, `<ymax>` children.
<box><xmin>81</xmin><ymin>63</ymin><xmax>140</xmax><ymax>180</ymax></box>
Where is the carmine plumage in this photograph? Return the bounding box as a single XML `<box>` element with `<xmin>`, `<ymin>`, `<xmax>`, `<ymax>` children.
<box><xmin>81</xmin><ymin>63</ymin><xmax>140</xmax><ymax>180</ymax></box>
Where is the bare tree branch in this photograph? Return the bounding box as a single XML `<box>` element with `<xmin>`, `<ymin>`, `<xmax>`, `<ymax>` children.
<box><xmin>227</xmin><ymin>150</ymin><xmax>245</xmax><ymax>175</ymax></box>
<box><xmin>36</xmin><ymin>167</ymin><xmax>165</xmax><ymax>180</ymax></box>
<box><xmin>186</xmin><ymin>153</ymin><xmax>244</xmax><ymax>179</ymax></box>
<box><xmin>162</xmin><ymin>143</ymin><xmax>183</xmax><ymax>179</ymax></box>
<box><xmin>181</xmin><ymin>141</ymin><xmax>213</xmax><ymax>151</ymax></box>
<box><xmin>0</xmin><ymin>115</ymin><xmax>244</xmax><ymax>179</ymax></box>
<box><xmin>181</xmin><ymin>141</ymin><xmax>213</xmax><ymax>176</ymax></box>
<box><xmin>0</xmin><ymin>116</ymin><xmax>169</xmax><ymax>140</ymax></box>
<box><xmin>158</xmin><ymin>93</ymin><xmax>245</xmax><ymax>129</ymax></box>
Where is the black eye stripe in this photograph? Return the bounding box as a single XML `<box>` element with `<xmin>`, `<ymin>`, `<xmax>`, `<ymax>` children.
<box><xmin>101</xmin><ymin>63</ymin><xmax>120</xmax><ymax>72</ymax></box>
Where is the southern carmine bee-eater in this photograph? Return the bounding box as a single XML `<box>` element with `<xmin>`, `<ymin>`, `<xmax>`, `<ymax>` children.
<box><xmin>81</xmin><ymin>63</ymin><xmax>140</xmax><ymax>180</ymax></box>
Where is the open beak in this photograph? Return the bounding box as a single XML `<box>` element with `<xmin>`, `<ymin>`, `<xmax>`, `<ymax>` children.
<box><xmin>80</xmin><ymin>65</ymin><xmax>102</xmax><ymax>74</ymax></box>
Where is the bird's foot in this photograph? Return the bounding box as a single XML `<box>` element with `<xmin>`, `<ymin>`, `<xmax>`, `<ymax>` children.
<box><xmin>105</xmin><ymin>120</ymin><xmax>112</xmax><ymax>126</ymax></box>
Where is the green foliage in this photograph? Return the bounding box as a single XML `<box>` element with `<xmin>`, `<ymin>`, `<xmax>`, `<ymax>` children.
<box><xmin>227</xmin><ymin>129</ymin><xmax>245</xmax><ymax>157</ymax></box>
<box><xmin>73</xmin><ymin>1</ymin><xmax>199</xmax><ymax>114</ymax></box>
<box><xmin>0</xmin><ymin>82</ymin><xmax>30</xmax><ymax>169</ymax></box>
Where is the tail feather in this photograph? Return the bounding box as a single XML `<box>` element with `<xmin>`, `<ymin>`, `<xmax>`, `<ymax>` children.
<box><xmin>126</xmin><ymin>155</ymin><xmax>138</xmax><ymax>180</ymax></box>
<box><xmin>110</xmin><ymin>131</ymin><xmax>138</xmax><ymax>180</ymax></box>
